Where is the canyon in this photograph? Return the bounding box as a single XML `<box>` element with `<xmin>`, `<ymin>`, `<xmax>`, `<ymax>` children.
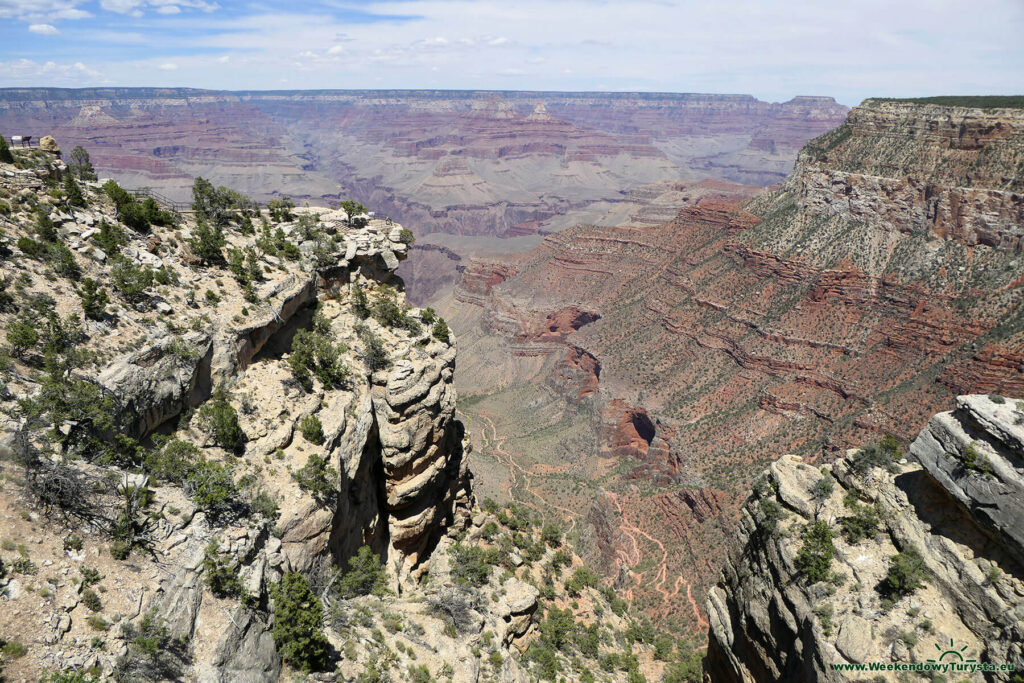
<box><xmin>440</xmin><ymin>98</ymin><xmax>1024</xmax><ymax>634</ymax></box>
<box><xmin>0</xmin><ymin>88</ymin><xmax>848</xmax><ymax>302</ymax></box>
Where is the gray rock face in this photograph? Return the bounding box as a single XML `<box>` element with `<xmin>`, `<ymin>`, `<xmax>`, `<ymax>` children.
<box><xmin>910</xmin><ymin>394</ymin><xmax>1024</xmax><ymax>567</ymax></box>
<box><xmin>99</xmin><ymin>332</ymin><xmax>213</xmax><ymax>439</ymax></box>
<box><xmin>706</xmin><ymin>395</ymin><xmax>1024</xmax><ymax>683</ymax></box>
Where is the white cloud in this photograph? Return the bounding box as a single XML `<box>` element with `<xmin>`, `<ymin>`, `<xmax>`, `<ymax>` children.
<box><xmin>28</xmin><ymin>23</ymin><xmax>60</xmax><ymax>35</ymax></box>
<box><xmin>156</xmin><ymin>5</ymin><xmax>181</xmax><ymax>14</ymax></box>
<box><xmin>158</xmin><ymin>62</ymin><xmax>179</xmax><ymax>70</ymax></box>
<box><xmin>2</xmin><ymin>0</ymin><xmax>1021</xmax><ymax>103</ymax></box>
<box><xmin>0</xmin><ymin>58</ymin><xmax>103</xmax><ymax>85</ymax></box>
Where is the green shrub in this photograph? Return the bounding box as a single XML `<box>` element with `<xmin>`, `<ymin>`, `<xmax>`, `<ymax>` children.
<box><xmin>196</xmin><ymin>391</ymin><xmax>244</xmax><ymax>450</ymax></box>
<box><xmin>144</xmin><ymin>438</ymin><xmax>200</xmax><ymax>484</ymax></box>
<box><xmin>795</xmin><ymin>520</ymin><xmax>834</xmax><ymax>584</ymax></box>
<box><xmin>662</xmin><ymin>648</ymin><xmax>703</xmax><ymax>682</ymax></box>
<box><xmin>86</xmin><ymin>614</ymin><xmax>108</xmax><ymax>631</ymax></box>
<box><xmin>92</xmin><ymin>220</ymin><xmax>126</xmax><ymax>255</ymax></box>
<box><xmin>358</xmin><ymin>325</ymin><xmax>390</xmax><ymax>371</ymax></box>
<box><xmin>850</xmin><ymin>441</ymin><xmax>899</xmax><ymax>474</ymax></box>
<box><xmin>1</xmin><ymin>639</ymin><xmax>27</xmax><ymax>658</ymax></box>
<box><xmin>758</xmin><ymin>498</ymin><xmax>785</xmax><ymax>534</ymax></box>
<box><xmin>186</xmin><ymin>459</ymin><xmax>238</xmax><ymax>515</ymax></box>
<box><xmin>371</xmin><ymin>286</ymin><xmax>420</xmax><ymax>333</ymax></box>
<box><xmin>432</xmin><ymin>318</ymin><xmax>451</xmax><ymax>344</ymax></box>
<box><xmin>102</xmin><ymin>181</ymin><xmax>150</xmax><ymax>232</ymax></box>
<box><xmin>69</xmin><ymin>146</ymin><xmax>96</xmax><ymax>180</ymax></box>
<box><xmin>956</xmin><ymin>442</ymin><xmax>994</xmax><ymax>477</ymax></box>
<box><xmin>989</xmin><ymin>394</ymin><xmax>1006</xmax><ymax>404</ymax></box>
<box><xmin>188</xmin><ymin>219</ymin><xmax>226</xmax><ymax>265</ymax></box>
<box><xmin>35</xmin><ymin>210</ymin><xmax>58</xmax><ymax>242</ymax></box>
<box><xmin>79</xmin><ymin>279</ymin><xmax>109</xmax><ymax>321</ymax></box>
<box><xmin>335</xmin><ymin>545</ymin><xmax>388</xmax><ymax>599</ymax></box>
<box><xmin>17</xmin><ymin>235</ymin><xmax>45</xmax><ymax>259</ymax></box>
<box><xmin>6</xmin><ymin>318</ymin><xmax>38</xmax><ymax>357</ymax></box>
<box><xmin>541</xmin><ymin>523</ymin><xmax>562</xmax><ymax>548</ymax></box>
<box><xmin>288</xmin><ymin>329</ymin><xmax>349</xmax><ymax>391</ymax></box>
<box><xmin>397</xmin><ymin>228</ymin><xmax>415</xmax><ymax>245</ymax></box>
<box><xmin>449</xmin><ymin>543</ymin><xmax>500</xmax><ymax>587</ymax></box>
<box><xmin>271</xmin><ymin>573</ymin><xmax>330</xmax><ymax>671</ymax></box>
<box><xmin>292</xmin><ymin>454</ymin><xmax>337</xmax><ymax>508</ymax></box>
<box><xmin>203</xmin><ymin>541</ymin><xmax>247</xmax><ymax>600</ymax></box>
<box><xmin>115</xmin><ymin>608</ymin><xmax>189</xmax><ymax>682</ymax></box>
<box><xmin>11</xmin><ymin>556</ymin><xmax>37</xmax><ymax>574</ymax></box>
<box><xmin>64</xmin><ymin>172</ymin><xmax>86</xmax><ymax>208</ymax></box>
<box><xmin>810</xmin><ymin>474</ymin><xmax>834</xmax><ymax>507</ymax></box>
<box><xmin>50</xmin><ymin>241</ymin><xmax>82</xmax><ymax>280</ymax></box>
<box><xmin>40</xmin><ymin>671</ymin><xmax>100</xmax><ymax>683</ymax></box>
<box><xmin>82</xmin><ymin>588</ymin><xmax>103</xmax><ymax>612</ymax></box>
<box><xmin>883</xmin><ymin>546</ymin><xmax>928</xmax><ymax>599</ymax></box>
<box><xmin>0</xmin><ymin>134</ymin><xmax>13</xmax><ymax>163</ymax></box>
<box><xmin>351</xmin><ymin>283</ymin><xmax>371</xmax><ymax>319</ymax></box>
<box><xmin>299</xmin><ymin>415</ymin><xmax>325</xmax><ymax>444</ymax></box>
<box><xmin>80</xmin><ymin>566</ymin><xmax>102</xmax><ymax>586</ymax></box>
<box><xmin>110</xmin><ymin>256</ymin><xmax>153</xmax><ymax>303</ymax></box>
<box><xmin>564</xmin><ymin>566</ymin><xmax>599</xmax><ymax>597</ymax></box>
<box><xmin>841</xmin><ymin>502</ymin><xmax>880</xmax><ymax>543</ymax></box>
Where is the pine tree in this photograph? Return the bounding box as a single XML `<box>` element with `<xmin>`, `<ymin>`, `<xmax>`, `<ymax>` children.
<box><xmin>0</xmin><ymin>134</ymin><xmax>13</xmax><ymax>164</ymax></box>
<box><xmin>270</xmin><ymin>573</ymin><xmax>330</xmax><ymax>671</ymax></box>
<box><xmin>64</xmin><ymin>172</ymin><xmax>86</xmax><ymax>208</ymax></box>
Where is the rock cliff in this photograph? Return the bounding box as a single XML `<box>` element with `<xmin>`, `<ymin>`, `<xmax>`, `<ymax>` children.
<box><xmin>0</xmin><ymin>146</ymin><xmax>678</xmax><ymax>682</ymax></box>
<box><xmin>706</xmin><ymin>395</ymin><xmax>1024</xmax><ymax>681</ymax></box>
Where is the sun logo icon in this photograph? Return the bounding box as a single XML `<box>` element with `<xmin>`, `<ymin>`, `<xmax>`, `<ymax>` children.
<box><xmin>927</xmin><ymin>638</ymin><xmax>977</xmax><ymax>664</ymax></box>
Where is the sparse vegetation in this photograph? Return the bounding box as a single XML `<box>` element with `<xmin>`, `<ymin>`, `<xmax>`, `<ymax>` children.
<box><xmin>334</xmin><ymin>544</ymin><xmax>388</xmax><ymax>599</ymax></box>
<box><xmin>882</xmin><ymin>546</ymin><xmax>929</xmax><ymax>599</ymax></box>
<box><xmin>795</xmin><ymin>520</ymin><xmax>835</xmax><ymax>584</ymax></box>
<box><xmin>299</xmin><ymin>414</ymin><xmax>325</xmax><ymax>444</ymax></box>
<box><xmin>292</xmin><ymin>453</ymin><xmax>337</xmax><ymax>508</ymax></box>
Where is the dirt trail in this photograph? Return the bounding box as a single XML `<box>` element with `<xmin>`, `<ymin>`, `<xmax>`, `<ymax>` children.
<box><xmin>606</xmin><ymin>491</ymin><xmax>708</xmax><ymax>627</ymax></box>
<box><xmin>474</xmin><ymin>410</ymin><xmax>579</xmax><ymax>534</ymax></box>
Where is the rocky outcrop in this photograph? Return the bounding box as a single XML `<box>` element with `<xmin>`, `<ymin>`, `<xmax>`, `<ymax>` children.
<box><xmin>99</xmin><ymin>332</ymin><xmax>213</xmax><ymax>439</ymax></box>
<box><xmin>706</xmin><ymin>396</ymin><xmax>1024</xmax><ymax>682</ymax></box>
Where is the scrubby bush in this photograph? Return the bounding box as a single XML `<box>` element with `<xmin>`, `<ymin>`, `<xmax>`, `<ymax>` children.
<box><xmin>192</xmin><ymin>177</ymin><xmax>254</xmax><ymax>227</ymax></box>
<box><xmin>0</xmin><ymin>134</ymin><xmax>13</xmax><ymax>163</ymax></box>
<box><xmin>335</xmin><ymin>545</ymin><xmax>388</xmax><ymax>599</ymax></box>
<box><xmin>357</xmin><ymin>325</ymin><xmax>389</xmax><ymax>372</ymax></box>
<box><xmin>185</xmin><ymin>459</ymin><xmax>238</xmax><ymax>515</ymax></box>
<box><xmin>564</xmin><ymin>565</ymin><xmax>599</xmax><ymax>597</ymax></box>
<box><xmin>143</xmin><ymin>438</ymin><xmax>200</xmax><ymax>484</ymax></box>
<box><xmin>203</xmin><ymin>541</ymin><xmax>247</xmax><ymax>600</ymax></box>
<box><xmin>92</xmin><ymin>220</ymin><xmax>126</xmax><ymax>255</ymax></box>
<box><xmin>79</xmin><ymin>278</ymin><xmax>109</xmax><ymax>320</ymax></box>
<box><xmin>271</xmin><ymin>573</ymin><xmax>331</xmax><ymax>671</ymax></box>
<box><xmin>541</xmin><ymin>523</ymin><xmax>562</xmax><ymax>548</ymax></box>
<box><xmin>187</xmin><ymin>219</ymin><xmax>226</xmax><ymax>265</ymax></box>
<box><xmin>370</xmin><ymin>285</ymin><xmax>420</xmax><ymax>334</ymax></box>
<box><xmin>851</xmin><ymin>434</ymin><xmax>901</xmax><ymax>474</ymax></box>
<box><xmin>299</xmin><ymin>415</ymin><xmax>325</xmax><ymax>444</ymax></box>
<box><xmin>397</xmin><ymin>228</ymin><xmax>415</xmax><ymax>244</ymax></box>
<box><xmin>267</xmin><ymin>197</ymin><xmax>295</xmax><ymax>223</ymax></box>
<box><xmin>110</xmin><ymin>256</ymin><xmax>153</xmax><ymax>303</ymax></box>
<box><xmin>288</xmin><ymin>329</ymin><xmax>349</xmax><ymax>391</ymax></box>
<box><xmin>196</xmin><ymin>391</ymin><xmax>244</xmax><ymax>450</ymax></box>
<box><xmin>7</xmin><ymin>317</ymin><xmax>38</xmax><ymax>357</ymax></box>
<box><xmin>795</xmin><ymin>520</ymin><xmax>835</xmax><ymax>584</ymax></box>
<box><xmin>883</xmin><ymin>546</ymin><xmax>928</xmax><ymax>599</ymax></box>
<box><xmin>432</xmin><ymin>318</ymin><xmax>451</xmax><ymax>344</ymax></box>
<box><xmin>292</xmin><ymin>454</ymin><xmax>337</xmax><ymax>508</ymax></box>
<box><xmin>338</xmin><ymin>199</ymin><xmax>366</xmax><ymax>217</ymax></box>
<box><xmin>63</xmin><ymin>172</ymin><xmax>86</xmax><ymax>208</ymax></box>
<box><xmin>103</xmin><ymin>181</ymin><xmax>150</xmax><ymax>233</ymax></box>
<box><xmin>350</xmin><ymin>282</ymin><xmax>370</xmax><ymax>319</ymax></box>
<box><xmin>115</xmin><ymin>608</ymin><xmax>189</xmax><ymax>682</ymax></box>
<box><xmin>841</xmin><ymin>501</ymin><xmax>880</xmax><ymax>543</ymax></box>
<box><xmin>956</xmin><ymin>442</ymin><xmax>994</xmax><ymax>477</ymax></box>
<box><xmin>449</xmin><ymin>543</ymin><xmax>500</xmax><ymax>587</ymax></box>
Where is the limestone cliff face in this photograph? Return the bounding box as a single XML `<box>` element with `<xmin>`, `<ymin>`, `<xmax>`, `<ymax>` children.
<box><xmin>706</xmin><ymin>395</ymin><xmax>1024</xmax><ymax>682</ymax></box>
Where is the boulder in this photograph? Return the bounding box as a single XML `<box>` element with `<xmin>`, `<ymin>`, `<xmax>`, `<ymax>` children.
<box><xmin>39</xmin><ymin>135</ymin><xmax>60</xmax><ymax>153</ymax></box>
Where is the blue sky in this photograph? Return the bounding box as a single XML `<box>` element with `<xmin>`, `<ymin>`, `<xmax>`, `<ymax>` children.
<box><xmin>0</xmin><ymin>0</ymin><xmax>1022</xmax><ymax>104</ymax></box>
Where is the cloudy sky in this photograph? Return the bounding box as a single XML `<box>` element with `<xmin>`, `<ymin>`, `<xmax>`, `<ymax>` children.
<box><xmin>0</xmin><ymin>0</ymin><xmax>1021</xmax><ymax>104</ymax></box>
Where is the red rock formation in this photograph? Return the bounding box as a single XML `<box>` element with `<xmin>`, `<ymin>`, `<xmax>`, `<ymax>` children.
<box><xmin>445</xmin><ymin>100</ymin><xmax>1024</xmax><ymax>632</ymax></box>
